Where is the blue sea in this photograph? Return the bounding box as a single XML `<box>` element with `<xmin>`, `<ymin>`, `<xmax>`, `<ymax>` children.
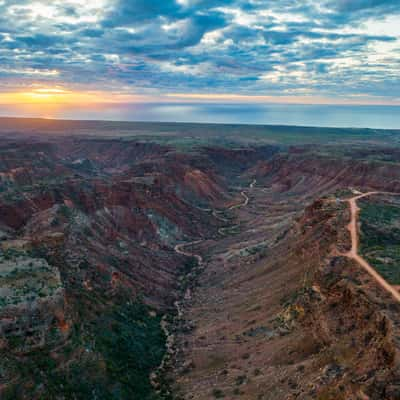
<box><xmin>1</xmin><ymin>103</ymin><xmax>399</xmax><ymax>129</ymax></box>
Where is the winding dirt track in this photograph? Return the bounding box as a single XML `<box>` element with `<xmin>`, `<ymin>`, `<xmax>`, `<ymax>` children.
<box><xmin>345</xmin><ymin>191</ymin><xmax>400</xmax><ymax>302</ymax></box>
<box><xmin>229</xmin><ymin>190</ymin><xmax>249</xmax><ymax>210</ymax></box>
<box><xmin>154</xmin><ymin>182</ymin><xmax>255</xmax><ymax>389</ymax></box>
<box><xmin>174</xmin><ymin>240</ymin><xmax>204</xmax><ymax>265</ymax></box>
<box><xmin>155</xmin><ymin>180</ymin><xmax>257</xmax><ymax>383</ymax></box>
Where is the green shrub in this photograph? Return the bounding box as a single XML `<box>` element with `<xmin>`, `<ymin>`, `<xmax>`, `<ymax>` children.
<box><xmin>212</xmin><ymin>388</ymin><xmax>225</xmax><ymax>398</ymax></box>
<box><xmin>360</xmin><ymin>199</ymin><xmax>400</xmax><ymax>284</ymax></box>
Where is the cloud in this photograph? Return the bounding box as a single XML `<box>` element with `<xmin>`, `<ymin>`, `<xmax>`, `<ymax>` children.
<box><xmin>333</xmin><ymin>0</ymin><xmax>400</xmax><ymax>12</ymax></box>
<box><xmin>0</xmin><ymin>0</ymin><xmax>398</xmax><ymax>103</ymax></box>
<box><xmin>103</xmin><ymin>0</ymin><xmax>180</xmax><ymax>26</ymax></box>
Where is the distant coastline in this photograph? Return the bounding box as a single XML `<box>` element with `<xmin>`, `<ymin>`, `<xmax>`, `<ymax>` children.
<box><xmin>0</xmin><ymin>103</ymin><xmax>399</xmax><ymax>130</ymax></box>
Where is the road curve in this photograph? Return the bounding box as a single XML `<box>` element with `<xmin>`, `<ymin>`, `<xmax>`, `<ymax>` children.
<box><xmin>174</xmin><ymin>240</ymin><xmax>204</xmax><ymax>265</ymax></box>
<box><xmin>228</xmin><ymin>191</ymin><xmax>249</xmax><ymax>210</ymax></box>
<box><xmin>345</xmin><ymin>191</ymin><xmax>400</xmax><ymax>302</ymax></box>
<box><xmin>176</xmin><ymin>180</ymin><xmax>256</xmax><ymax>254</ymax></box>
<box><xmin>228</xmin><ymin>178</ymin><xmax>255</xmax><ymax>210</ymax></box>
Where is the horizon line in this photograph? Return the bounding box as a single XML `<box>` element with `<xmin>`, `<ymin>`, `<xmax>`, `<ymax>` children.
<box><xmin>0</xmin><ymin>115</ymin><xmax>399</xmax><ymax>132</ymax></box>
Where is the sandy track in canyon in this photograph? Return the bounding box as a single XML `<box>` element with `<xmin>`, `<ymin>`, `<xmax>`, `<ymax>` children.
<box><xmin>154</xmin><ymin>179</ymin><xmax>259</xmax><ymax>390</ymax></box>
<box><xmin>174</xmin><ymin>240</ymin><xmax>204</xmax><ymax>265</ymax></box>
<box><xmin>228</xmin><ymin>190</ymin><xmax>249</xmax><ymax>210</ymax></box>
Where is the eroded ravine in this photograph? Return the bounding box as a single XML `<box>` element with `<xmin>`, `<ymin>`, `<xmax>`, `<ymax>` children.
<box><xmin>151</xmin><ymin>181</ymin><xmax>255</xmax><ymax>396</ymax></box>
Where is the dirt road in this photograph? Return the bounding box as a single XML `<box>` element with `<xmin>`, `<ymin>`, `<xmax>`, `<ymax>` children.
<box><xmin>229</xmin><ymin>191</ymin><xmax>249</xmax><ymax>210</ymax></box>
<box><xmin>174</xmin><ymin>240</ymin><xmax>204</xmax><ymax>265</ymax></box>
<box><xmin>345</xmin><ymin>191</ymin><xmax>400</xmax><ymax>302</ymax></box>
<box><xmin>228</xmin><ymin>179</ymin><xmax>255</xmax><ymax>210</ymax></box>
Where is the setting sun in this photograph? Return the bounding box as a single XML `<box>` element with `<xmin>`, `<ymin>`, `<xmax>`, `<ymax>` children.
<box><xmin>21</xmin><ymin>88</ymin><xmax>70</xmax><ymax>102</ymax></box>
<box><xmin>0</xmin><ymin>87</ymin><xmax>156</xmax><ymax>108</ymax></box>
<box><xmin>0</xmin><ymin>87</ymin><xmax>102</xmax><ymax>105</ymax></box>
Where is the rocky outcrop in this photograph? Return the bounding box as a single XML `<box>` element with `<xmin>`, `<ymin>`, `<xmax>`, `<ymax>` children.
<box><xmin>290</xmin><ymin>200</ymin><xmax>400</xmax><ymax>399</ymax></box>
<box><xmin>0</xmin><ymin>252</ymin><xmax>68</xmax><ymax>353</ymax></box>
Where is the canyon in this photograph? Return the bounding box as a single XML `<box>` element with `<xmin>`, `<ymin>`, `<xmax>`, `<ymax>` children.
<box><xmin>0</xmin><ymin>119</ymin><xmax>400</xmax><ymax>399</ymax></box>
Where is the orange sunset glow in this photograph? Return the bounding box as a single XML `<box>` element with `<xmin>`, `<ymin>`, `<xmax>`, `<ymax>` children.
<box><xmin>0</xmin><ymin>87</ymin><xmax>121</xmax><ymax>105</ymax></box>
<box><xmin>2</xmin><ymin>87</ymin><xmax>399</xmax><ymax>108</ymax></box>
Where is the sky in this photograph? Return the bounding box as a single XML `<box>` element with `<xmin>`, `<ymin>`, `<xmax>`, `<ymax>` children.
<box><xmin>0</xmin><ymin>0</ymin><xmax>399</xmax><ymax>121</ymax></box>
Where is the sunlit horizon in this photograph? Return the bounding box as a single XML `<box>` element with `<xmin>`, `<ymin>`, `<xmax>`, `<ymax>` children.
<box><xmin>0</xmin><ymin>0</ymin><xmax>398</xmax><ymax>125</ymax></box>
<box><xmin>1</xmin><ymin>85</ymin><xmax>399</xmax><ymax>115</ymax></box>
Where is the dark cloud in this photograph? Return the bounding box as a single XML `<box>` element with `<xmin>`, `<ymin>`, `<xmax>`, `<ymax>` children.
<box><xmin>103</xmin><ymin>0</ymin><xmax>180</xmax><ymax>26</ymax></box>
<box><xmin>333</xmin><ymin>0</ymin><xmax>400</xmax><ymax>12</ymax></box>
<box><xmin>16</xmin><ymin>34</ymin><xmax>62</xmax><ymax>48</ymax></box>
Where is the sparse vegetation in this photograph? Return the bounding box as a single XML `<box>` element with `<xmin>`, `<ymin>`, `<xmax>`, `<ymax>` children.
<box><xmin>58</xmin><ymin>204</ymin><xmax>73</xmax><ymax>219</ymax></box>
<box><xmin>2</xmin><ymin>299</ymin><xmax>167</xmax><ymax>400</ymax></box>
<box><xmin>212</xmin><ymin>388</ymin><xmax>225</xmax><ymax>398</ymax></box>
<box><xmin>359</xmin><ymin>197</ymin><xmax>400</xmax><ymax>284</ymax></box>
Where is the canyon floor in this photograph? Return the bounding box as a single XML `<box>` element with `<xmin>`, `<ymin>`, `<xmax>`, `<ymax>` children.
<box><xmin>1</xmin><ymin>119</ymin><xmax>400</xmax><ymax>399</ymax></box>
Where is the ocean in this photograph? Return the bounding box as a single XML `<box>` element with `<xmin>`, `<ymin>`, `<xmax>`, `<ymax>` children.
<box><xmin>1</xmin><ymin>102</ymin><xmax>399</xmax><ymax>129</ymax></box>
